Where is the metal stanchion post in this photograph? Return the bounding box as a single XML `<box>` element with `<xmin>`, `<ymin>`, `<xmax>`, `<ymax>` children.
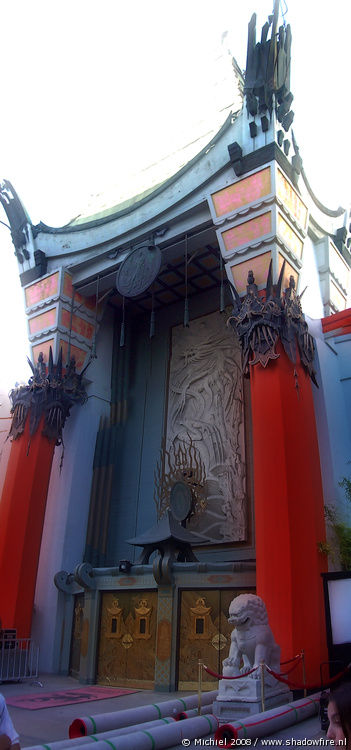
<box><xmin>301</xmin><ymin>650</ymin><xmax>307</xmax><ymax>697</ymax></box>
<box><xmin>260</xmin><ymin>661</ymin><xmax>265</xmax><ymax>712</ymax></box>
<box><xmin>198</xmin><ymin>659</ymin><xmax>203</xmax><ymax>715</ymax></box>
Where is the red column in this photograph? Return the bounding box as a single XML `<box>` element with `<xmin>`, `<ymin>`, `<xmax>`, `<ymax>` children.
<box><xmin>0</xmin><ymin>419</ymin><xmax>55</xmax><ymax>637</ymax></box>
<box><xmin>250</xmin><ymin>344</ymin><xmax>328</xmax><ymax>685</ymax></box>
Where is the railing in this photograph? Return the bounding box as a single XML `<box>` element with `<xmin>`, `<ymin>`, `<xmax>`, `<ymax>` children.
<box><xmin>0</xmin><ymin>638</ymin><xmax>39</xmax><ymax>682</ymax></box>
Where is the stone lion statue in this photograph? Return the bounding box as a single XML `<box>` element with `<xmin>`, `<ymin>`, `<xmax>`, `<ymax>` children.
<box><xmin>217</xmin><ymin>594</ymin><xmax>280</xmax><ymax>700</ymax></box>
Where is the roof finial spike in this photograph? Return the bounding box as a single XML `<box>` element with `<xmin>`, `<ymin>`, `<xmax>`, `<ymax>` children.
<box><xmin>266</xmin><ymin>259</ymin><xmax>273</xmax><ymax>299</ymax></box>
<box><xmin>56</xmin><ymin>348</ymin><xmax>63</xmax><ymax>379</ymax></box>
<box><xmin>48</xmin><ymin>347</ymin><xmax>54</xmax><ymax>377</ymax></box>
<box><xmin>276</xmin><ymin>260</ymin><xmax>286</xmax><ymax>299</ymax></box>
<box><xmin>228</xmin><ymin>279</ymin><xmax>241</xmax><ymax>307</ymax></box>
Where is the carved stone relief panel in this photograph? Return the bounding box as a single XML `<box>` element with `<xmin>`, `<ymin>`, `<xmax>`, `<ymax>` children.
<box><xmin>166</xmin><ymin>310</ymin><xmax>246</xmax><ymax>542</ymax></box>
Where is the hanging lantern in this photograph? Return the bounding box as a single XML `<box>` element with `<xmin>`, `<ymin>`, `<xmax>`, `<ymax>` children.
<box><xmin>120</xmin><ymin>296</ymin><xmax>125</xmax><ymax>348</ymax></box>
<box><xmin>150</xmin><ymin>290</ymin><xmax>156</xmax><ymax>339</ymax></box>
<box><xmin>183</xmin><ymin>234</ymin><xmax>190</xmax><ymax>327</ymax></box>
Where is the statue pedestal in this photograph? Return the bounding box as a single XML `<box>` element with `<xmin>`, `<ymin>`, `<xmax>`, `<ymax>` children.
<box><xmin>213</xmin><ymin>675</ymin><xmax>292</xmax><ymax>722</ymax></box>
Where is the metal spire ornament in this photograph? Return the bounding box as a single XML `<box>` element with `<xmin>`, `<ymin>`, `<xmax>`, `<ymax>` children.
<box><xmin>8</xmin><ymin>348</ymin><xmax>87</xmax><ymax>446</ymax></box>
<box><xmin>183</xmin><ymin>234</ymin><xmax>189</xmax><ymax>327</ymax></box>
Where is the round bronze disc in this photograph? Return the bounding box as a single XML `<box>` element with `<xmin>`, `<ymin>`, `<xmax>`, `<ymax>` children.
<box><xmin>170</xmin><ymin>481</ymin><xmax>193</xmax><ymax>522</ymax></box>
<box><xmin>116</xmin><ymin>245</ymin><xmax>162</xmax><ymax>298</ymax></box>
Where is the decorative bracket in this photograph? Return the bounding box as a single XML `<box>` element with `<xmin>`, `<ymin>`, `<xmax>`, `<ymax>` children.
<box><xmin>228</xmin><ymin>261</ymin><xmax>318</xmax><ymax>386</ymax></box>
<box><xmin>74</xmin><ymin>562</ymin><xmax>96</xmax><ymax>590</ymax></box>
<box><xmin>8</xmin><ymin>347</ymin><xmax>88</xmax><ymax>445</ymax></box>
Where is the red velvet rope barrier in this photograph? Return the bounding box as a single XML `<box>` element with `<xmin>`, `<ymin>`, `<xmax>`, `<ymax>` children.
<box><xmin>202</xmin><ymin>660</ymin><xmax>350</xmax><ymax>688</ymax></box>
<box><xmin>280</xmin><ymin>656</ymin><xmax>303</xmax><ymax>677</ymax></box>
<box><xmin>203</xmin><ymin>664</ymin><xmax>259</xmax><ymax>680</ymax></box>
<box><xmin>203</xmin><ymin>658</ymin><xmax>350</xmax><ymax>689</ymax></box>
<box><xmin>266</xmin><ymin>662</ymin><xmax>351</xmax><ymax>691</ymax></box>
<box><xmin>280</xmin><ymin>653</ymin><xmax>302</xmax><ymax>666</ymax></box>
<box><xmin>203</xmin><ymin>654</ymin><xmax>301</xmax><ymax>681</ymax></box>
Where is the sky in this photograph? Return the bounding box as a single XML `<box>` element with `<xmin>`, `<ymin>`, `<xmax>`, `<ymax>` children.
<box><xmin>0</xmin><ymin>0</ymin><xmax>350</xmax><ymax>393</ymax></box>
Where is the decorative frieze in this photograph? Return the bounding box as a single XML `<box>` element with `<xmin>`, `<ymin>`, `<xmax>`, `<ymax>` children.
<box><xmin>208</xmin><ymin>162</ymin><xmax>308</xmax><ymax>308</ymax></box>
<box><xmin>23</xmin><ymin>269</ymin><xmax>102</xmax><ymax>373</ymax></box>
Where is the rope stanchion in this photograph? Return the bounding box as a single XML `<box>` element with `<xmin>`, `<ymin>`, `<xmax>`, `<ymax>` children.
<box><xmin>202</xmin><ymin>664</ymin><xmax>259</xmax><ymax>680</ymax></box>
<box><xmin>260</xmin><ymin>661</ymin><xmax>265</xmax><ymax>712</ymax></box>
<box><xmin>198</xmin><ymin>660</ymin><xmax>202</xmax><ymax>716</ymax></box>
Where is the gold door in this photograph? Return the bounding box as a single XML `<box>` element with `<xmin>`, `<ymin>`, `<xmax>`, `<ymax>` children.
<box><xmin>69</xmin><ymin>593</ymin><xmax>84</xmax><ymax>678</ymax></box>
<box><xmin>177</xmin><ymin>589</ymin><xmax>253</xmax><ymax>690</ymax></box>
<box><xmin>97</xmin><ymin>591</ymin><xmax>157</xmax><ymax>689</ymax></box>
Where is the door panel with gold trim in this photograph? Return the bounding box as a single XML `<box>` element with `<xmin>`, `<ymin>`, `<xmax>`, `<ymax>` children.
<box><xmin>97</xmin><ymin>591</ymin><xmax>157</xmax><ymax>689</ymax></box>
<box><xmin>178</xmin><ymin>588</ymin><xmax>253</xmax><ymax>690</ymax></box>
<box><xmin>69</xmin><ymin>593</ymin><xmax>84</xmax><ymax>678</ymax></box>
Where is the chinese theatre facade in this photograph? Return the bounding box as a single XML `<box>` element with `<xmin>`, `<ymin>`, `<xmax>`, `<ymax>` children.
<box><xmin>0</xmin><ymin>5</ymin><xmax>350</xmax><ymax>691</ymax></box>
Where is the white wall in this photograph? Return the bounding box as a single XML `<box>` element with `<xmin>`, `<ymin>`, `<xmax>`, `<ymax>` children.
<box><xmin>312</xmin><ymin>322</ymin><xmax>351</xmax><ymax>570</ymax></box>
<box><xmin>299</xmin><ymin>234</ymin><xmax>324</xmax><ymax>320</ymax></box>
<box><xmin>0</xmin><ymin>390</ymin><xmax>12</xmax><ymax>499</ymax></box>
<box><xmin>31</xmin><ymin>306</ymin><xmax>114</xmax><ymax>671</ymax></box>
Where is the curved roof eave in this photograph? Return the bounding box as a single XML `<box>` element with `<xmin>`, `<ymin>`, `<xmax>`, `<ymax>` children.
<box><xmin>32</xmin><ymin>110</ymin><xmax>239</xmax><ymax>236</ymax></box>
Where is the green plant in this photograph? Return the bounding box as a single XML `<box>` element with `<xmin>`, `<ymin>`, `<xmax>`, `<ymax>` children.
<box><xmin>339</xmin><ymin>475</ymin><xmax>351</xmax><ymax>503</ymax></box>
<box><xmin>319</xmin><ymin>475</ymin><xmax>351</xmax><ymax>571</ymax></box>
<box><xmin>317</xmin><ymin>540</ymin><xmax>332</xmax><ymax>557</ymax></box>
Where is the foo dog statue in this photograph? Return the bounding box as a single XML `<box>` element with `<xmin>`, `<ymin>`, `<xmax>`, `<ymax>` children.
<box><xmin>217</xmin><ymin>593</ymin><xmax>285</xmax><ymax>703</ymax></box>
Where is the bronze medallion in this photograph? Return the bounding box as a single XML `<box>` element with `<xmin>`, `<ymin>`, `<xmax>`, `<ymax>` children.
<box><xmin>121</xmin><ymin>633</ymin><xmax>134</xmax><ymax>649</ymax></box>
<box><xmin>116</xmin><ymin>245</ymin><xmax>162</xmax><ymax>298</ymax></box>
<box><xmin>170</xmin><ymin>480</ymin><xmax>193</xmax><ymax>522</ymax></box>
<box><xmin>211</xmin><ymin>633</ymin><xmax>227</xmax><ymax>651</ymax></box>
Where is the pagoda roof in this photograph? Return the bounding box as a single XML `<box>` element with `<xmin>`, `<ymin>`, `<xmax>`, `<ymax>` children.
<box><xmin>126</xmin><ymin>510</ymin><xmax>208</xmax><ymax>547</ymax></box>
<box><xmin>32</xmin><ymin>53</ymin><xmax>244</xmax><ymax>234</ymax></box>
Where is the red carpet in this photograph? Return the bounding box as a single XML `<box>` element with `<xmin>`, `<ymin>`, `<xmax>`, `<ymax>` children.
<box><xmin>6</xmin><ymin>686</ymin><xmax>139</xmax><ymax>709</ymax></box>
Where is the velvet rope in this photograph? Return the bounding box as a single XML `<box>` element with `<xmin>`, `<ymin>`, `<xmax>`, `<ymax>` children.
<box><xmin>280</xmin><ymin>656</ymin><xmax>303</xmax><ymax>676</ymax></box>
<box><xmin>202</xmin><ymin>664</ymin><xmax>259</xmax><ymax>680</ymax></box>
<box><xmin>202</xmin><ymin>659</ymin><xmax>350</xmax><ymax>689</ymax></box>
<box><xmin>280</xmin><ymin>654</ymin><xmax>302</xmax><ymax>666</ymax></box>
<box><xmin>266</xmin><ymin>662</ymin><xmax>351</xmax><ymax>691</ymax></box>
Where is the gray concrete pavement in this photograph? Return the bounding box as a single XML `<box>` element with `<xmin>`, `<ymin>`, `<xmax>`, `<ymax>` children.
<box><xmin>0</xmin><ymin>675</ymin><xmax>325</xmax><ymax>749</ymax></box>
<box><xmin>0</xmin><ymin>674</ymin><xmax>194</xmax><ymax>747</ymax></box>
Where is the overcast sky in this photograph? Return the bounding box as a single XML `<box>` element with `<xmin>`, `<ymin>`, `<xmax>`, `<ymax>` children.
<box><xmin>0</xmin><ymin>0</ymin><xmax>350</xmax><ymax>390</ymax></box>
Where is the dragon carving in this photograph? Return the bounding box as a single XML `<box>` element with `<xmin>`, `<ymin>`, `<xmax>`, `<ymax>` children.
<box><xmin>8</xmin><ymin>347</ymin><xmax>87</xmax><ymax>445</ymax></box>
<box><xmin>228</xmin><ymin>261</ymin><xmax>318</xmax><ymax>386</ymax></box>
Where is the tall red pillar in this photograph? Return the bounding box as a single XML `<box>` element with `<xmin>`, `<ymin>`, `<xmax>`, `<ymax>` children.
<box><xmin>0</xmin><ymin>419</ymin><xmax>55</xmax><ymax>637</ymax></box>
<box><xmin>250</xmin><ymin>344</ymin><xmax>328</xmax><ymax>684</ymax></box>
